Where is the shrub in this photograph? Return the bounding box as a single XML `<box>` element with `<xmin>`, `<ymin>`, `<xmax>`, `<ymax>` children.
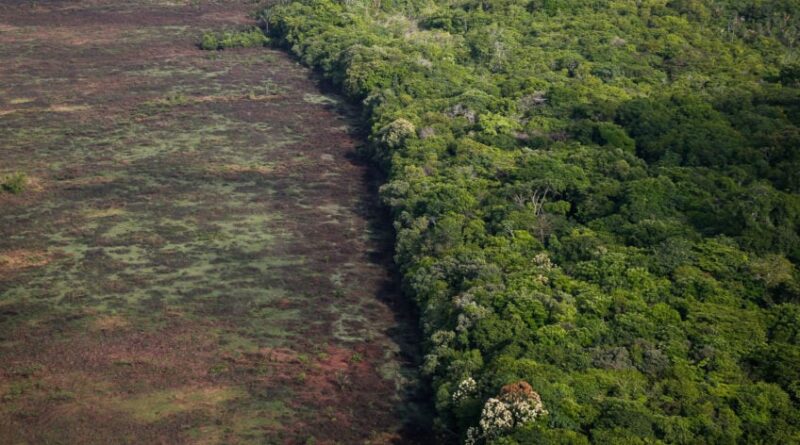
<box><xmin>1</xmin><ymin>172</ymin><xmax>27</xmax><ymax>194</ymax></box>
<box><xmin>199</xmin><ymin>28</ymin><xmax>268</xmax><ymax>50</ymax></box>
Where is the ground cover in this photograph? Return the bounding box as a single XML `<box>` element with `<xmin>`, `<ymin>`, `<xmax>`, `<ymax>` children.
<box><xmin>0</xmin><ymin>1</ymin><xmax>430</xmax><ymax>443</ymax></box>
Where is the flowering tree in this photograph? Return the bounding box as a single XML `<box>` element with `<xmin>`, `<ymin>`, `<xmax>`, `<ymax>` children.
<box><xmin>465</xmin><ymin>381</ymin><xmax>547</xmax><ymax>444</ymax></box>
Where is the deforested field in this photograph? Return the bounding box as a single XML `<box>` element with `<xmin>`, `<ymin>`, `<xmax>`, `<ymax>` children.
<box><xmin>0</xmin><ymin>1</ymin><xmax>430</xmax><ymax>443</ymax></box>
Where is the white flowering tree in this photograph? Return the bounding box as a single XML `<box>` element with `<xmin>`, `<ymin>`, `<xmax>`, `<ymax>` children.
<box><xmin>378</xmin><ymin>118</ymin><xmax>415</xmax><ymax>149</ymax></box>
<box><xmin>464</xmin><ymin>381</ymin><xmax>547</xmax><ymax>445</ymax></box>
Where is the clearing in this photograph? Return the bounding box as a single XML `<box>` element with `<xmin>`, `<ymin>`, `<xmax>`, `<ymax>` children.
<box><xmin>0</xmin><ymin>0</ymin><xmax>430</xmax><ymax>443</ymax></box>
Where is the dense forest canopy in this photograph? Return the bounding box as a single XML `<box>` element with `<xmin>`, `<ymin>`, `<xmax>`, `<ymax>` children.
<box><xmin>265</xmin><ymin>0</ymin><xmax>800</xmax><ymax>442</ymax></box>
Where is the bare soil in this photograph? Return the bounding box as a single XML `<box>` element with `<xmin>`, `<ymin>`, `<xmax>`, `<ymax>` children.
<box><xmin>0</xmin><ymin>1</ymin><xmax>431</xmax><ymax>443</ymax></box>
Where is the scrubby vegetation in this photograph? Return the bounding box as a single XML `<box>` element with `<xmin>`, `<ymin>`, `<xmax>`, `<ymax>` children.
<box><xmin>1</xmin><ymin>172</ymin><xmax>27</xmax><ymax>194</ymax></box>
<box><xmin>200</xmin><ymin>27</ymin><xmax>268</xmax><ymax>50</ymax></box>
<box><xmin>265</xmin><ymin>0</ymin><xmax>800</xmax><ymax>443</ymax></box>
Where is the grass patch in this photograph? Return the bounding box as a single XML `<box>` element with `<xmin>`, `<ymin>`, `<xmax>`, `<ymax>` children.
<box><xmin>89</xmin><ymin>314</ymin><xmax>130</xmax><ymax>332</ymax></box>
<box><xmin>112</xmin><ymin>386</ymin><xmax>243</xmax><ymax>423</ymax></box>
<box><xmin>83</xmin><ymin>207</ymin><xmax>127</xmax><ymax>219</ymax></box>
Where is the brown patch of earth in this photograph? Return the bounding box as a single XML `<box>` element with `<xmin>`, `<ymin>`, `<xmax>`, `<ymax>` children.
<box><xmin>0</xmin><ymin>250</ymin><xmax>53</xmax><ymax>277</ymax></box>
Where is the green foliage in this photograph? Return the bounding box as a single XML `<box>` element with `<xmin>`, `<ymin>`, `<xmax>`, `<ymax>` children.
<box><xmin>1</xmin><ymin>172</ymin><xmax>27</xmax><ymax>194</ymax></box>
<box><xmin>264</xmin><ymin>0</ymin><xmax>800</xmax><ymax>442</ymax></box>
<box><xmin>200</xmin><ymin>28</ymin><xmax>268</xmax><ymax>50</ymax></box>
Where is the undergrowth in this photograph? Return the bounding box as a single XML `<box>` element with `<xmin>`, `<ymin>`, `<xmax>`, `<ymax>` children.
<box><xmin>200</xmin><ymin>27</ymin><xmax>268</xmax><ymax>50</ymax></box>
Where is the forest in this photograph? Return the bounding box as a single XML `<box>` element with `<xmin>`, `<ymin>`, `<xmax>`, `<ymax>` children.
<box><xmin>263</xmin><ymin>0</ymin><xmax>800</xmax><ymax>443</ymax></box>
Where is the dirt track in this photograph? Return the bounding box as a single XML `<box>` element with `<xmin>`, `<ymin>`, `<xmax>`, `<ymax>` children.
<box><xmin>0</xmin><ymin>1</ymin><xmax>429</xmax><ymax>443</ymax></box>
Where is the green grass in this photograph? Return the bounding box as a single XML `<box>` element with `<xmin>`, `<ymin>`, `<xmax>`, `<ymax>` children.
<box><xmin>111</xmin><ymin>386</ymin><xmax>244</xmax><ymax>423</ymax></box>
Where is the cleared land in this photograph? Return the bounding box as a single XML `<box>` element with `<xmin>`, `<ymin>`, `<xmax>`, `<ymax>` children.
<box><xmin>0</xmin><ymin>1</ymin><xmax>429</xmax><ymax>443</ymax></box>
